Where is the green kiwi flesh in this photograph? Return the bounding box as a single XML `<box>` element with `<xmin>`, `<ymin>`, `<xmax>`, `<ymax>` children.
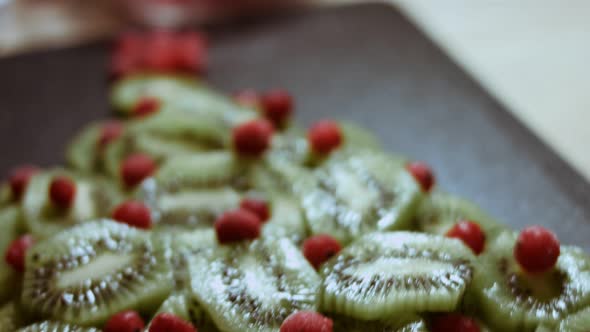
<box><xmin>320</xmin><ymin>232</ymin><xmax>475</xmax><ymax>321</ymax></box>
<box><xmin>21</xmin><ymin>220</ymin><xmax>173</xmax><ymax>326</ymax></box>
<box><xmin>292</xmin><ymin>151</ymin><xmax>423</xmax><ymax>244</ymax></box>
<box><xmin>473</xmin><ymin>231</ymin><xmax>590</xmax><ymax>331</ymax></box>
<box><xmin>16</xmin><ymin>321</ymin><xmax>100</xmax><ymax>332</ymax></box>
<box><xmin>65</xmin><ymin>123</ymin><xmax>102</xmax><ymax>174</ymax></box>
<box><xmin>189</xmin><ymin>237</ymin><xmax>320</xmax><ymax>332</ymax></box>
<box><xmin>0</xmin><ymin>206</ymin><xmax>23</xmax><ymax>303</ymax></box>
<box><xmin>558</xmin><ymin>306</ymin><xmax>590</xmax><ymax>332</ymax></box>
<box><xmin>0</xmin><ymin>302</ymin><xmax>25</xmax><ymax>332</ymax></box>
<box><xmin>261</xmin><ymin>195</ymin><xmax>308</xmax><ymax>245</ymax></box>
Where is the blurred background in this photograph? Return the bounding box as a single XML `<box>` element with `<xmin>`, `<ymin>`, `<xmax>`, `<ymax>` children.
<box><xmin>0</xmin><ymin>0</ymin><xmax>589</xmax><ymax>181</ymax></box>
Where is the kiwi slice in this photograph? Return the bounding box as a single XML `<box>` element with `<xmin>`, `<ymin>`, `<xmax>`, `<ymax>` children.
<box><xmin>320</xmin><ymin>231</ymin><xmax>476</xmax><ymax>321</ymax></box>
<box><xmin>16</xmin><ymin>321</ymin><xmax>100</xmax><ymax>332</ymax></box>
<box><xmin>0</xmin><ymin>206</ymin><xmax>23</xmax><ymax>303</ymax></box>
<box><xmin>21</xmin><ymin>171</ymin><xmax>121</xmax><ymax>238</ymax></box>
<box><xmin>110</xmin><ymin>74</ymin><xmax>255</xmax><ymax>125</ymax></box>
<box><xmin>413</xmin><ymin>192</ymin><xmax>505</xmax><ymax>243</ymax></box>
<box><xmin>188</xmin><ymin>237</ymin><xmax>321</xmax><ymax>332</ymax></box>
<box><xmin>1</xmin><ymin>183</ymin><xmax>12</xmax><ymax>207</ymax></box>
<box><xmin>288</xmin><ymin>151</ymin><xmax>423</xmax><ymax>244</ymax></box>
<box><xmin>21</xmin><ymin>220</ymin><xmax>173</xmax><ymax>326</ymax></box>
<box><xmin>331</xmin><ymin>314</ymin><xmax>427</xmax><ymax>332</ymax></box>
<box><xmin>558</xmin><ymin>307</ymin><xmax>590</xmax><ymax>331</ymax></box>
<box><xmin>66</xmin><ymin>123</ymin><xmax>103</xmax><ymax>174</ymax></box>
<box><xmin>0</xmin><ymin>302</ymin><xmax>26</xmax><ymax>331</ymax></box>
<box><xmin>153</xmin><ymin>293</ymin><xmax>219</xmax><ymax>332</ymax></box>
<box><xmin>473</xmin><ymin>231</ymin><xmax>590</xmax><ymax>331</ymax></box>
<box><xmin>261</xmin><ymin>195</ymin><xmax>308</xmax><ymax>245</ymax></box>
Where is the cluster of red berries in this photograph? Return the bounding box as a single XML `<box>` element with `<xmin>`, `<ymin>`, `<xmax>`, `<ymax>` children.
<box><xmin>110</xmin><ymin>30</ymin><xmax>207</xmax><ymax>81</ymax></box>
<box><xmin>104</xmin><ymin>310</ymin><xmax>196</xmax><ymax>332</ymax></box>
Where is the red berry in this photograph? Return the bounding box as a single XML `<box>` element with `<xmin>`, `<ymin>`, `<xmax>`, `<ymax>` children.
<box><xmin>143</xmin><ymin>30</ymin><xmax>179</xmax><ymax>72</ymax></box>
<box><xmin>214</xmin><ymin>209</ymin><xmax>262</xmax><ymax>244</ymax></box>
<box><xmin>98</xmin><ymin>121</ymin><xmax>124</xmax><ymax>148</ymax></box>
<box><xmin>114</xmin><ymin>31</ymin><xmax>146</xmax><ymax>55</ymax></box>
<box><xmin>5</xmin><ymin>235</ymin><xmax>34</xmax><ymax>273</ymax></box>
<box><xmin>8</xmin><ymin>165</ymin><xmax>40</xmax><ymax>201</ymax></box>
<box><xmin>240</xmin><ymin>198</ymin><xmax>270</xmax><ymax>222</ymax></box>
<box><xmin>446</xmin><ymin>221</ymin><xmax>486</xmax><ymax>255</ymax></box>
<box><xmin>232</xmin><ymin>119</ymin><xmax>274</xmax><ymax>157</ymax></box>
<box><xmin>49</xmin><ymin>176</ymin><xmax>76</xmax><ymax>210</ymax></box>
<box><xmin>109</xmin><ymin>53</ymin><xmax>142</xmax><ymax>81</ymax></box>
<box><xmin>233</xmin><ymin>89</ymin><xmax>261</xmax><ymax>108</ymax></box>
<box><xmin>120</xmin><ymin>153</ymin><xmax>156</xmax><ymax>188</ymax></box>
<box><xmin>406</xmin><ymin>161</ymin><xmax>435</xmax><ymax>192</ymax></box>
<box><xmin>261</xmin><ymin>90</ymin><xmax>293</xmax><ymax>128</ymax></box>
<box><xmin>308</xmin><ymin>120</ymin><xmax>342</xmax><ymax>155</ymax></box>
<box><xmin>431</xmin><ymin>314</ymin><xmax>480</xmax><ymax>332</ymax></box>
<box><xmin>104</xmin><ymin>310</ymin><xmax>145</xmax><ymax>332</ymax></box>
<box><xmin>302</xmin><ymin>234</ymin><xmax>342</xmax><ymax>269</ymax></box>
<box><xmin>112</xmin><ymin>201</ymin><xmax>152</xmax><ymax>229</ymax></box>
<box><xmin>133</xmin><ymin>97</ymin><xmax>161</xmax><ymax>117</ymax></box>
<box><xmin>174</xmin><ymin>31</ymin><xmax>207</xmax><ymax>74</ymax></box>
<box><xmin>280</xmin><ymin>311</ymin><xmax>333</xmax><ymax>332</ymax></box>
<box><xmin>149</xmin><ymin>313</ymin><xmax>197</xmax><ymax>332</ymax></box>
<box><xmin>515</xmin><ymin>225</ymin><xmax>560</xmax><ymax>274</ymax></box>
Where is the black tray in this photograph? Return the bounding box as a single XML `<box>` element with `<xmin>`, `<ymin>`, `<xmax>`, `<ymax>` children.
<box><xmin>1</xmin><ymin>4</ymin><xmax>588</xmax><ymax>250</ymax></box>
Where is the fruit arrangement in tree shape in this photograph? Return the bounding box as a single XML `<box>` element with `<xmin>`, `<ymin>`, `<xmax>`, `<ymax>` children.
<box><xmin>0</xmin><ymin>30</ymin><xmax>589</xmax><ymax>332</ymax></box>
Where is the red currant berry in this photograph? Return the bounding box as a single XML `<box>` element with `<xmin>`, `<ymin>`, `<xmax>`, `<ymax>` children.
<box><xmin>8</xmin><ymin>165</ymin><xmax>40</xmax><ymax>201</ymax></box>
<box><xmin>214</xmin><ymin>209</ymin><xmax>261</xmax><ymax>244</ymax></box>
<box><xmin>308</xmin><ymin>120</ymin><xmax>342</xmax><ymax>155</ymax></box>
<box><xmin>280</xmin><ymin>311</ymin><xmax>334</xmax><ymax>332</ymax></box>
<box><xmin>114</xmin><ymin>31</ymin><xmax>146</xmax><ymax>55</ymax></box>
<box><xmin>98</xmin><ymin>121</ymin><xmax>123</xmax><ymax>148</ymax></box>
<box><xmin>446</xmin><ymin>220</ymin><xmax>486</xmax><ymax>255</ymax></box>
<box><xmin>143</xmin><ymin>30</ymin><xmax>179</xmax><ymax>72</ymax></box>
<box><xmin>5</xmin><ymin>234</ymin><xmax>34</xmax><ymax>273</ymax></box>
<box><xmin>149</xmin><ymin>313</ymin><xmax>197</xmax><ymax>332</ymax></box>
<box><xmin>120</xmin><ymin>153</ymin><xmax>156</xmax><ymax>188</ymax></box>
<box><xmin>174</xmin><ymin>31</ymin><xmax>207</xmax><ymax>74</ymax></box>
<box><xmin>240</xmin><ymin>198</ymin><xmax>270</xmax><ymax>222</ymax></box>
<box><xmin>406</xmin><ymin>161</ymin><xmax>435</xmax><ymax>192</ymax></box>
<box><xmin>261</xmin><ymin>89</ymin><xmax>293</xmax><ymax>128</ymax></box>
<box><xmin>302</xmin><ymin>234</ymin><xmax>342</xmax><ymax>269</ymax></box>
<box><xmin>104</xmin><ymin>310</ymin><xmax>145</xmax><ymax>332</ymax></box>
<box><xmin>233</xmin><ymin>89</ymin><xmax>261</xmax><ymax>108</ymax></box>
<box><xmin>133</xmin><ymin>97</ymin><xmax>161</xmax><ymax>117</ymax></box>
<box><xmin>515</xmin><ymin>225</ymin><xmax>560</xmax><ymax>274</ymax></box>
<box><xmin>431</xmin><ymin>314</ymin><xmax>480</xmax><ymax>332</ymax></box>
<box><xmin>232</xmin><ymin>119</ymin><xmax>274</xmax><ymax>157</ymax></box>
<box><xmin>112</xmin><ymin>201</ymin><xmax>152</xmax><ymax>229</ymax></box>
<box><xmin>49</xmin><ymin>176</ymin><xmax>76</xmax><ymax>210</ymax></box>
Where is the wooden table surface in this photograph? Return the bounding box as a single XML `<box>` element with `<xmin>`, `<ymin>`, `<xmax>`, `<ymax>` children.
<box><xmin>1</xmin><ymin>0</ymin><xmax>589</xmax><ymax>180</ymax></box>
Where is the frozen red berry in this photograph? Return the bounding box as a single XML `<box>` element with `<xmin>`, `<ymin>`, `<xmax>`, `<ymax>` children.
<box><xmin>149</xmin><ymin>313</ymin><xmax>197</xmax><ymax>332</ymax></box>
<box><xmin>214</xmin><ymin>209</ymin><xmax>261</xmax><ymax>244</ymax></box>
<box><xmin>133</xmin><ymin>97</ymin><xmax>161</xmax><ymax>117</ymax></box>
<box><xmin>261</xmin><ymin>89</ymin><xmax>293</xmax><ymax>128</ymax></box>
<box><xmin>5</xmin><ymin>234</ymin><xmax>34</xmax><ymax>273</ymax></box>
<box><xmin>98</xmin><ymin>121</ymin><xmax>124</xmax><ymax>148</ymax></box>
<box><xmin>143</xmin><ymin>30</ymin><xmax>179</xmax><ymax>72</ymax></box>
<box><xmin>431</xmin><ymin>314</ymin><xmax>480</xmax><ymax>332</ymax></box>
<box><xmin>233</xmin><ymin>89</ymin><xmax>261</xmax><ymax>108</ymax></box>
<box><xmin>120</xmin><ymin>153</ymin><xmax>156</xmax><ymax>188</ymax></box>
<box><xmin>109</xmin><ymin>32</ymin><xmax>145</xmax><ymax>81</ymax></box>
<box><xmin>240</xmin><ymin>198</ymin><xmax>270</xmax><ymax>222</ymax></box>
<box><xmin>446</xmin><ymin>220</ymin><xmax>486</xmax><ymax>255</ymax></box>
<box><xmin>112</xmin><ymin>201</ymin><xmax>152</xmax><ymax>229</ymax></box>
<box><xmin>232</xmin><ymin>119</ymin><xmax>274</xmax><ymax>157</ymax></box>
<box><xmin>8</xmin><ymin>165</ymin><xmax>40</xmax><ymax>201</ymax></box>
<box><xmin>174</xmin><ymin>31</ymin><xmax>207</xmax><ymax>74</ymax></box>
<box><xmin>104</xmin><ymin>310</ymin><xmax>145</xmax><ymax>332</ymax></box>
<box><xmin>280</xmin><ymin>311</ymin><xmax>333</xmax><ymax>332</ymax></box>
<box><xmin>515</xmin><ymin>225</ymin><xmax>560</xmax><ymax>274</ymax></box>
<box><xmin>406</xmin><ymin>161</ymin><xmax>435</xmax><ymax>192</ymax></box>
<box><xmin>49</xmin><ymin>176</ymin><xmax>76</xmax><ymax>210</ymax></box>
<box><xmin>308</xmin><ymin>120</ymin><xmax>342</xmax><ymax>155</ymax></box>
<box><xmin>302</xmin><ymin>234</ymin><xmax>342</xmax><ymax>269</ymax></box>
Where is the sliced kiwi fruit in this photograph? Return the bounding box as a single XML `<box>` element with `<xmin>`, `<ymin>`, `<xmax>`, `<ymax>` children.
<box><xmin>21</xmin><ymin>220</ymin><xmax>173</xmax><ymax>326</ymax></box>
<box><xmin>66</xmin><ymin>123</ymin><xmax>103</xmax><ymax>174</ymax></box>
<box><xmin>261</xmin><ymin>195</ymin><xmax>308</xmax><ymax>245</ymax></box>
<box><xmin>188</xmin><ymin>237</ymin><xmax>321</xmax><ymax>332</ymax></box>
<box><xmin>21</xmin><ymin>171</ymin><xmax>121</xmax><ymax>238</ymax></box>
<box><xmin>0</xmin><ymin>206</ymin><xmax>23</xmax><ymax>304</ymax></box>
<box><xmin>320</xmin><ymin>231</ymin><xmax>476</xmax><ymax>321</ymax></box>
<box><xmin>0</xmin><ymin>301</ymin><xmax>26</xmax><ymax>332</ymax></box>
<box><xmin>558</xmin><ymin>306</ymin><xmax>590</xmax><ymax>332</ymax></box>
<box><xmin>288</xmin><ymin>151</ymin><xmax>423</xmax><ymax>244</ymax></box>
<box><xmin>110</xmin><ymin>74</ymin><xmax>256</xmax><ymax>125</ymax></box>
<box><xmin>1</xmin><ymin>183</ymin><xmax>13</xmax><ymax>207</ymax></box>
<box><xmin>331</xmin><ymin>314</ymin><xmax>427</xmax><ymax>332</ymax></box>
<box><xmin>473</xmin><ymin>231</ymin><xmax>590</xmax><ymax>331</ymax></box>
<box><xmin>413</xmin><ymin>192</ymin><xmax>506</xmax><ymax>244</ymax></box>
<box><xmin>153</xmin><ymin>293</ymin><xmax>219</xmax><ymax>332</ymax></box>
<box><xmin>16</xmin><ymin>321</ymin><xmax>100</xmax><ymax>332</ymax></box>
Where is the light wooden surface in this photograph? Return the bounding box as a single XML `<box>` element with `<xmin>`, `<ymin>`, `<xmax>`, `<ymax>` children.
<box><xmin>1</xmin><ymin>0</ymin><xmax>589</xmax><ymax>179</ymax></box>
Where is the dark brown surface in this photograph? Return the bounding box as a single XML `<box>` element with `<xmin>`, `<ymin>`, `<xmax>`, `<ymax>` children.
<box><xmin>0</xmin><ymin>4</ymin><xmax>588</xmax><ymax>250</ymax></box>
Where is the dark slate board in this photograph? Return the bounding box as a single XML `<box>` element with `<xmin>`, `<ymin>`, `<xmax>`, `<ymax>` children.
<box><xmin>0</xmin><ymin>4</ymin><xmax>588</xmax><ymax>250</ymax></box>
